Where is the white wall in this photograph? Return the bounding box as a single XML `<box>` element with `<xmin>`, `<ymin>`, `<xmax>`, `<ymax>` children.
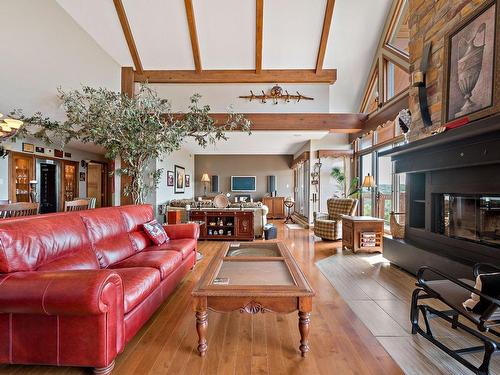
<box><xmin>0</xmin><ymin>0</ymin><xmax>121</xmax><ymax>201</ymax></box>
<box><xmin>155</xmin><ymin>148</ymin><xmax>195</xmax><ymax>206</ymax></box>
<box><xmin>140</xmin><ymin>83</ymin><xmax>330</xmax><ymax>113</ymax></box>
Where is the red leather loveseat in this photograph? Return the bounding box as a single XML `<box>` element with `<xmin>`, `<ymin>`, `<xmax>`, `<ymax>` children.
<box><xmin>0</xmin><ymin>204</ymin><xmax>198</xmax><ymax>374</ymax></box>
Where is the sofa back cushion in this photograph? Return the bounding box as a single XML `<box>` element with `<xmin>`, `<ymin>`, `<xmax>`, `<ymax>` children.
<box><xmin>80</xmin><ymin>207</ymin><xmax>135</xmax><ymax>268</ymax></box>
<box><xmin>0</xmin><ymin>212</ymin><xmax>97</xmax><ymax>273</ymax></box>
<box><xmin>119</xmin><ymin>205</ymin><xmax>154</xmax><ymax>251</ymax></box>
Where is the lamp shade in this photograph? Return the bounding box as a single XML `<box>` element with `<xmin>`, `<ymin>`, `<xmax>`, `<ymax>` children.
<box><xmin>201</xmin><ymin>173</ymin><xmax>210</xmax><ymax>183</ymax></box>
<box><xmin>362</xmin><ymin>173</ymin><xmax>376</xmax><ymax>188</ymax></box>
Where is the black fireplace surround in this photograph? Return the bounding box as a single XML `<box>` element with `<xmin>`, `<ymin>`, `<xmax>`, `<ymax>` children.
<box><xmin>381</xmin><ymin>114</ymin><xmax>500</xmax><ymax>278</ymax></box>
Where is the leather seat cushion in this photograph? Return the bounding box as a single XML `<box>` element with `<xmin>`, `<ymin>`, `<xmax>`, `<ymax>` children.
<box><xmin>110</xmin><ymin>251</ymin><xmax>182</xmax><ymax>280</ymax></box>
<box><xmin>113</xmin><ymin>267</ymin><xmax>160</xmax><ymax>313</ymax></box>
<box><xmin>145</xmin><ymin>239</ymin><xmax>196</xmax><ymax>260</ymax></box>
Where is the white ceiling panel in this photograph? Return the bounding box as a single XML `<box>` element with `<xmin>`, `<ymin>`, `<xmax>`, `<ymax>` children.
<box><xmin>56</xmin><ymin>0</ymin><xmax>133</xmax><ymax>66</ymax></box>
<box><xmin>122</xmin><ymin>0</ymin><xmax>194</xmax><ymax>70</ymax></box>
<box><xmin>263</xmin><ymin>0</ymin><xmax>327</xmax><ymax>69</ymax></box>
<box><xmin>183</xmin><ymin>131</ymin><xmax>329</xmax><ymax>155</ymax></box>
<box><xmin>324</xmin><ymin>0</ymin><xmax>392</xmax><ymax>112</ymax></box>
<box><xmin>194</xmin><ymin>0</ymin><xmax>255</xmax><ymax>70</ymax></box>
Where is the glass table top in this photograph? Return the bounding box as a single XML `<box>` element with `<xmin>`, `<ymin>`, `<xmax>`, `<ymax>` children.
<box><xmin>213</xmin><ymin>260</ymin><xmax>295</xmax><ymax>286</ymax></box>
<box><xmin>226</xmin><ymin>242</ymin><xmax>281</xmax><ymax>257</ymax></box>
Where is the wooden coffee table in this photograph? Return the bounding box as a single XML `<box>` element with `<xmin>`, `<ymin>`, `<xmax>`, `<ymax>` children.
<box><xmin>192</xmin><ymin>242</ymin><xmax>315</xmax><ymax>357</ymax></box>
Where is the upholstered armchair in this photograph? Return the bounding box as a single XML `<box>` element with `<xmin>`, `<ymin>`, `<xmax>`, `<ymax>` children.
<box><xmin>314</xmin><ymin>198</ymin><xmax>358</xmax><ymax>240</ymax></box>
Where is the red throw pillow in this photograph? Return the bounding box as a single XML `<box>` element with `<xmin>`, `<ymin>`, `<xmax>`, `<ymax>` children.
<box><xmin>143</xmin><ymin>219</ymin><xmax>169</xmax><ymax>245</ymax></box>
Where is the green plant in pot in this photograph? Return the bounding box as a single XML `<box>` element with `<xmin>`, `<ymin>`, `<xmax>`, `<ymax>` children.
<box><xmin>330</xmin><ymin>167</ymin><xmax>359</xmax><ymax>198</ymax></box>
<box><xmin>12</xmin><ymin>84</ymin><xmax>251</xmax><ymax>204</ymax></box>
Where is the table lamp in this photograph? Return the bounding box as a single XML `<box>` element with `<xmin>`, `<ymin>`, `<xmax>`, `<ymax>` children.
<box><xmin>201</xmin><ymin>173</ymin><xmax>210</xmax><ymax>196</ymax></box>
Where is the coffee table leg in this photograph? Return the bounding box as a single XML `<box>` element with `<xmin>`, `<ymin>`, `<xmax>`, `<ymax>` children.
<box><xmin>196</xmin><ymin>310</ymin><xmax>208</xmax><ymax>356</ymax></box>
<box><xmin>298</xmin><ymin>311</ymin><xmax>311</xmax><ymax>357</ymax></box>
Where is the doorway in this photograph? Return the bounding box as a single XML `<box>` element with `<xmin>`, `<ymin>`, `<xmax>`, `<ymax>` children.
<box><xmin>36</xmin><ymin>159</ymin><xmax>60</xmax><ymax>214</ymax></box>
<box><xmin>87</xmin><ymin>162</ymin><xmax>105</xmax><ymax>208</ymax></box>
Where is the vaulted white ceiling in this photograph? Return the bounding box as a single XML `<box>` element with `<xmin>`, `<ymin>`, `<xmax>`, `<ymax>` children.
<box><xmin>55</xmin><ymin>0</ymin><xmax>392</xmax><ymax>112</ymax></box>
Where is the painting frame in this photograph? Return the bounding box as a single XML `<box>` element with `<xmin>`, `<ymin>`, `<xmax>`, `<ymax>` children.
<box><xmin>442</xmin><ymin>0</ymin><xmax>500</xmax><ymax>125</ymax></box>
<box><xmin>185</xmin><ymin>174</ymin><xmax>190</xmax><ymax>188</ymax></box>
<box><xmin>174</xmin><ymin>165</ymin><xmax>185</xmax><ymax>194</ymax></box>
<box><xmin>22</xmin><ymin>143</ymin><xmax>34</xmax><ymax>153</ymax></box>
<box><xmin>167</xmin><ymin>170</ymin><xmax>174</xmax><ymax>187</ymax></box>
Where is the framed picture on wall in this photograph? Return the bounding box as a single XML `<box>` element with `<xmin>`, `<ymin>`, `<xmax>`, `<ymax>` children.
<box><xmin>79</xmin><ymin>172</ymin><xmax>86</xmax><ymax>182</ymax></box>
<box><xmin>185</xmin><ymin>174</ymin><xmax>190</xmax><ymax>188</ymax></box>
<box><xmin>442</xmin><ymin>0</ymin><xmax>500</xmax><ymax>125</ymax></box>
<box><xmin>174</xmin><ymin>165</ymin><xmax>185</xmax><ymax>194</ymax></box>
<box><xmin>22</xmin><ymin>143</ymin><xmax>34</xmax><ymax>153</ymax></box>
<box><xmin>167</xmin><ymin>170</ymin><xmax>174</xmax><ymax>187</ymax></box>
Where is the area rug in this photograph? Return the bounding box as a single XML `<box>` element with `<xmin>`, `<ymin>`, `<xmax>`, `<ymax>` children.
<box><xmin>285</xmin><ymin>223</ymin><xmax>303</xmax><ymax>230</ymax></box>
<box><xmin>315</xmin><ymin>252</ymin><xmax>495</xmax><ymax>375</ymax></box>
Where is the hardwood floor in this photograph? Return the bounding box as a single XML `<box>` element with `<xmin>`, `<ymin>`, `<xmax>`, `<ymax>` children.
<box><xmin>0</xmin><ymin>221</ymin><xmax>403</xmax><ymax>375</ymax></box>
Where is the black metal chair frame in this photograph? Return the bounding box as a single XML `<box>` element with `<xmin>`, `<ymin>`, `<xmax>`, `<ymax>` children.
<box><xmin>411</xmin><ymin>264</ymin><xmax>500</xmax><ymax>375</ymax></box>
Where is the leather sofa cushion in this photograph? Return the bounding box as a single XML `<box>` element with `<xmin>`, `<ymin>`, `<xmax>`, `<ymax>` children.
<box><xmin>0</xmin><ymin>212</ymin><xmax>93</xmax><ymax>273</ymax></box>
<box><xmin>145</xmin><ymin>239</ymin><xmax>196</xmax><ymax>260</ymax></box>
<box><xmin>110</xmin><ymin>251</ymin><xmax>182</xmax><ymax>280</ymax></box>
<box><xmin>80</xmin><ymin>208</ymin><xmax>135</xmax><ymax>268</ymax></box>
<box><xmin>36</xmin><ymin>248</ymin><xmax>99</xmax><ymax>271</ymax></box>
<box><xmin>119</xmin><ymin>205</ymin><xmax>154</xmax><ymax>252</ymax></box>
<box><xmin>113</xmin><ymin>267</ymin><xmax>160</xmax><ymax>313</ymax></box>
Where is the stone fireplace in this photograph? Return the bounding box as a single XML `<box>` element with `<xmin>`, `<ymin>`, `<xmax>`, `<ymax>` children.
<box><xmin>382</xmin><ymin>114</ymin><xmax>500</xmax><ymax>277</ymax></box>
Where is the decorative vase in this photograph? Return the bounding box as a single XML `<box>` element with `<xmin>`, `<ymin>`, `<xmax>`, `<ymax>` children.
<box><xmin>456</xmin><ymin>23</ymin><xmax>486</xmax><ymax>117</ymax></box>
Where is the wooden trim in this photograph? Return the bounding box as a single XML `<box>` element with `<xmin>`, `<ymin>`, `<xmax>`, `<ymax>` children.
<box><xmin>359</xmin><ymin>63</ymin><xmax>379</xmax><ymax>113</ymax></box>
<box><xmin>255</xmin><ymin>0</ymin><xmax>264</xmax><ymax>73</ymax></box>
<box><xmin>184</xmin><ymin>0</ymin><xmax>202</xmax><ymax>73</ymax></box>
<box><xmin>121</xmin><ymin>67</ymin><xmax>134</xmax><ymax>97</ymax></box>
<box><xmin>113</xmin><ymin>0</ymin><xmax>143</xmax><ymax>74</ymax></box>
<box><xmin>383</xmin><ymin>0</ymin><xmax>406</xmax><ymax>46</ymax></box>
<box><xmin>208</xmin><ymin>113</ymin><xmax>365</xmax><ymax>131</ymax></box>
<box><xmin>316</xmin><ymin>0</ymin><xmax>335</xmax><ymax>73</ymax></box>
<box><xmin>355</xmin><ymin>134</ymin><xmax>405</xmax><ymax>157</ymax></box>
<box><xmin>292</xmin><ymin>151</ymin><xmax>310</xmax><ymax>168</ymax></box>
<box><xmin>133</xmin><ymin>69</ymin><xmax>337</xmax><ymax>84</ymax></box>
<box><xmin>316</xmin><ymin>149</ymin><xmax>353</xmax><ymax>159</ymax></box>
<box><xmin>382</xmin><ymin>45</ymin><xmax>410</xmax><ymax>68</ymax></box>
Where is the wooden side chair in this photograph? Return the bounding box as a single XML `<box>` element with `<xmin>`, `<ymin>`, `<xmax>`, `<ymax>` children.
<box><xmin>313</xmin><ymin>198</ymin><xmax>358</xmax><ymax>240</ymax></box>
<box><xmin>64</xmin><ymin>199</ymin><xmax>90</xmax><ymax>212</ymax></box>
<box><xmin>0</xmin><ymin>202</ymin><xmax>39</xmax><ymax>219</ymax></box>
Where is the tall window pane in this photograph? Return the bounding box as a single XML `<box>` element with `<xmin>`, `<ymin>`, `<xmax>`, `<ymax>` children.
<box><xmin>361</xmin><ymin>153</ymin><xmax>373</xmax><ymax>216</ymax></box>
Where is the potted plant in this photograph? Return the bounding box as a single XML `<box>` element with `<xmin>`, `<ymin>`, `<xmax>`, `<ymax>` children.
<box><xmin>330</xmin><ymin>167</ymin><xmax>359</xmax><ymax>198</ymax></box>
<box><xmin>13</xmin><ymin>85</ymin><xmax>250</xmax><ymax>204</ymax></box>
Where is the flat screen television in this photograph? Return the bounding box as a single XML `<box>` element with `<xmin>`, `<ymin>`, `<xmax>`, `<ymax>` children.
<box><xmin>231</xmin><ymin>176</ymin><xmax>256</xmax><ymax>192</ymax></box>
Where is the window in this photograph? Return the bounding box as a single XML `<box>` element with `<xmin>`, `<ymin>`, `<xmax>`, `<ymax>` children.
<box><xmin>377</xmin><ymin>153</ymin><xmax>393</xmax><ymax>224</ymax></box>
<box><xmin>385</xmin><ymin>59</ymin><xmax>409</xmax><ymax>100</ymax></box>
<box><xmin>294</xmin><ymin>160</ymin><xmax>310</xmax><ymax>220</ymax></box>
<box><xmin>360</xmin><ymin>153</ymin><xmax>373</xmax><ymax>216</ymax></box>
<box><xmin>386</xmin><ymin>0</ymin><xmax>409</xmax><ymax>55</ymax></box>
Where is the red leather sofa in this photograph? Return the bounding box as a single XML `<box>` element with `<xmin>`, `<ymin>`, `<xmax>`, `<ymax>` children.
<box><xmin>0</xmin><ymin>204</ymin><xmax>198</xmax><ymax>375</ymax></box>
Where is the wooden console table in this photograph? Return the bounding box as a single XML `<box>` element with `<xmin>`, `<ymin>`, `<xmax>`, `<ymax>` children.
<box><xmin>188</xmin><ymin>209</ymin><xmax>254</xmax><ymax>241</ymax></box>
<box><xmin>341</xmin><ymin>215</ymin><xmax>384</xmax><ymax>253</ymax></box>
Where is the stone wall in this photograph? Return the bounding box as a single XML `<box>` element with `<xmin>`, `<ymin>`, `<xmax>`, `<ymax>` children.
<box><xmin>409</xmin><ymin>0</ymin><xmax>488</xmax><ymax>139</ymax></box>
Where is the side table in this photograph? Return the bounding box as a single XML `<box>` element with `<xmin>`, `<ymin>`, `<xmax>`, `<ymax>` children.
<box><xmin>341</xmin><ymin>215</ymin><xmax>384</xmax><ymax>253</ymax></box>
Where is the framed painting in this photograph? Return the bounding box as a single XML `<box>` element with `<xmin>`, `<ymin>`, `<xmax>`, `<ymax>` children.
<box><xmin>174</xmin><ymin>165</ymin><xmax>185</xmax><ymax>194</ymax></box>
<box><xmin>185</xmin><ymin>174</ymin><xmax>190</xmax><ymax>188</ymax></box>
<box><xmin>442</xmin><ymin>0</ymin><xmax>500</xmax><ymax>124</ymax></box>
<box><xmin>167</xmin><ymin>170</ymin><xmax>174</xmax><ymax>187</ymax></box>
<box><xmin>22</xmin><ymin>143</ymin><xmax>34</xmax><ymax>153</ymax></box>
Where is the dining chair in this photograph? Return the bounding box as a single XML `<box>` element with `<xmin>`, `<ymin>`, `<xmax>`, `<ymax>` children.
<box><xmin>64</xmin><ymin>199</ymin><xmax>90</xmax><ymax>212</ymax></box>
<box><xmin>0</xmin><ymin>202</ymin><xmax>39</xmax><ymax>219</ymax></box>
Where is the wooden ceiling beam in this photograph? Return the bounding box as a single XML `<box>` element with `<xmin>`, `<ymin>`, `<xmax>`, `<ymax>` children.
<box><xmin>133</xmin><ymin>69</ymin><xmax>337</xmax><ymax>84</ymax></box>
<box><xmin>184</xmin><ymin>0</ymin><xmax>202</xmax><ymax>73</ymax></box>
<box><xmin>316</xmin><ymin>0</ymin><xmax>335</xmax><ymax>73</ymax></box>
<box><xmin>317</xmin><ymin>149</ymin><xmax>354</xmax><ymax>158</ymax></box>
<box><xmin>121</xmin><ymin>67</ymin><xmax>134</xmax><ymax>97</ymax></box>
<box><xmin>255</xmin><ymin>0</ymin><xmax>264</xmax><ymax>73</ymax></box>
<box><xmin>113</xmin><ymin>0</ymin><xmax>143</xmax><ymax>74</ymax></box>
<box><xmin>207</xmin><ymin>113</ymin><xmax>365</xmax><ymax>132</ymax></box>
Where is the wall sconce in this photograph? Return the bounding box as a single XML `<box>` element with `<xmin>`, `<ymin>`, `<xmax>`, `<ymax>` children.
<box><xmin>201</xmin><ymin>173</ymin><xmax>210</xmax><ymax>196</ymax></box>
<box><xmin>362</xmin><ymin>173</ymin><xmax>376</xmax><ymax>190</ymax></box>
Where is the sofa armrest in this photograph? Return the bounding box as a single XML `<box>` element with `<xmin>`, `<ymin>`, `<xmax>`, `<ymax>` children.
<box><xmin>0</xmin><ymin>270</ymin><xmax>123</xmax><ymax>316</ymax></box>
<box><xmin>164</xmin><ymin>222</ymin><xmax>199</xmax><ymax>240</ymax></box>
<box><xmin>314</xmin><ymin>212</ymin><xmax>329</xmax><ymax>221</ymax></box>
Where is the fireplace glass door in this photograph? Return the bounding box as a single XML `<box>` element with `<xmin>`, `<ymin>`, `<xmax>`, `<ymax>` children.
<box><xmin>438</xmin><ymin>194</ymin><xmax>500</xmax><ymax>248</ymax></box>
